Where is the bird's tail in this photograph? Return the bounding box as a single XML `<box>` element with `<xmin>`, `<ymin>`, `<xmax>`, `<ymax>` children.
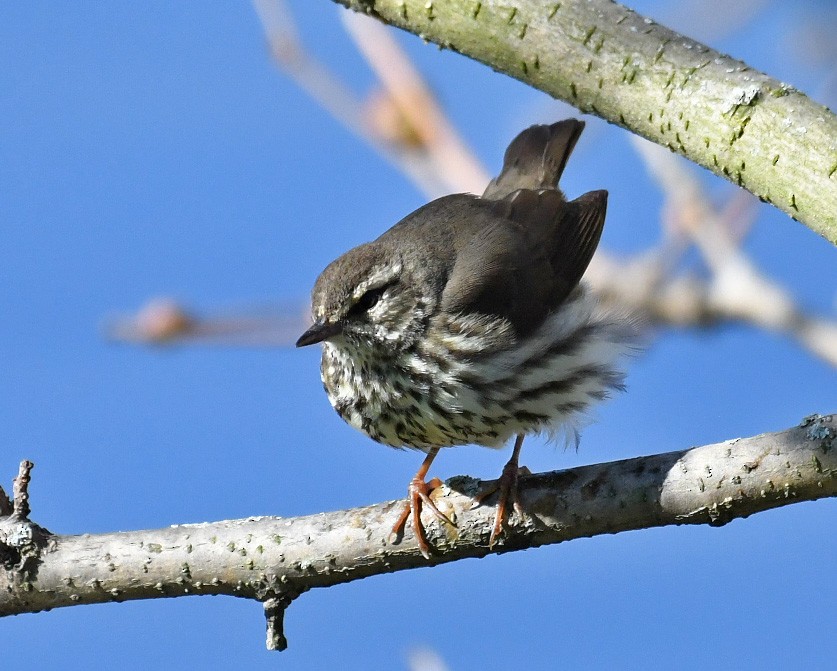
<box><xmin>482</xmin><ymin>119</ymin><xmax>585</xmax><ymax>199</ymax></box>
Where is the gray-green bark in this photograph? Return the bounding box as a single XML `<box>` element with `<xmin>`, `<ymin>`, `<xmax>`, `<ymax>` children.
<box><xmin>336</xmin><ymin>0</ymin><xmax>837</xmax><ymax>245</ymax></box>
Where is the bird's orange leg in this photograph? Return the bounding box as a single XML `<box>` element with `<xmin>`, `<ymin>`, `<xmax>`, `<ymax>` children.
<box><xmin>391</xmin><ymin>447</ymin><xmax>453</xmax><ymax>559</ymax></box>
<box><xmin>474</xmin><ymin>434</ymin><xmax>528</xmax><ymax>548</ymax></box>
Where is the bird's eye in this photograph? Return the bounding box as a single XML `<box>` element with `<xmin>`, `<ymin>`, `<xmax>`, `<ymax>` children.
<box><xmin>348</xmin><ymin>285</ymin><xmax>388</xmax><ymax>316</ymax></box>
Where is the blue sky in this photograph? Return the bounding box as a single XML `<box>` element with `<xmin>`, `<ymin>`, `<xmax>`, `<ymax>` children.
<box><xmin>1</xmin><ymin>2</ymin><xmax>835</xmax><ymax>669</ymax></box>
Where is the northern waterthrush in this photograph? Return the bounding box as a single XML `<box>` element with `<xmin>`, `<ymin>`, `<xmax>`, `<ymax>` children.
<box><xmin>297</xmin><ymin>120</ymin><xmax>634</xmax><ymax>557</ymax></box>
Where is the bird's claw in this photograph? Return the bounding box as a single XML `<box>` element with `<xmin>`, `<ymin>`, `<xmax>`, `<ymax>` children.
<box><xmin>391</xmin><ymin>476</ymin><xmax>453</xmax><ymax>559</ymax></box>
<box><xmin>473</xmin><ymin>464</ymin><xmax>531</xmax><ymax>548</ymax></box>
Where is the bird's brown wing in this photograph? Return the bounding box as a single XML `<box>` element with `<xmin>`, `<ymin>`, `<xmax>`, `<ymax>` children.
<box><xmin>440</xmin><ymin>189</ymin><xmax>607</xmax><ymax>337</ymax></box>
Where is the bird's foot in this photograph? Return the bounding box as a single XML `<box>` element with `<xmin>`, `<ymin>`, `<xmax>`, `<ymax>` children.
<box><xmin>472</xmin><ymin>464</ymin><xmax>532</xmax><ymax>548</ymax></box>
<box><xmin>391</xmin><ymin>476</ymin><xmax>453</xmax><ymax>559</ymax></box>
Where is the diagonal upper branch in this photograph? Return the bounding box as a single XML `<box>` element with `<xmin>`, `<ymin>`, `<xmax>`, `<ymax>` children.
<box><xmin>1</xmin><ymin>414</ymin><xmax>835</xmax><ymax>650</ymax></box>
<box><xmin>332</xmin><ymin>0</ymin><xmax>837</xmax><ymax>245</ymax></box>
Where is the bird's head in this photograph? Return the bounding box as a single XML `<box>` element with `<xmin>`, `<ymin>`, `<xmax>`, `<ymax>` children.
<box><xmin>296</xmin><ymin>242</ymin><xmax>430</xmax><ymax>354</ymax></box>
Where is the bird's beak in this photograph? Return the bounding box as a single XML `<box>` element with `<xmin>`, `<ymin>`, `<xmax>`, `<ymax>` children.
<box><xmin>295</xmin><ymin>319</ymin><xmax>343</xmax><ymax>347</ymax></box>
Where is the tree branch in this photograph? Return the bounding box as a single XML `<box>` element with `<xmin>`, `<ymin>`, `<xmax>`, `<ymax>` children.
<box><xmin>1</xmin><ymin>414</ymin><xmax>835</xmax><ymax>649</ymax></box>
<box><xmin>332</xmin><ymin>0</ymin><xmax>837</xmax><ymax>245</ymax></box>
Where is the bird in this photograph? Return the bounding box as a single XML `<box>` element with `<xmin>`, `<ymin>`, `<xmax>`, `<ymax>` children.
<box><xmin>296</xmin><ymin>119</ymin><xmax>635</xmax><ymax>558</ymax></box>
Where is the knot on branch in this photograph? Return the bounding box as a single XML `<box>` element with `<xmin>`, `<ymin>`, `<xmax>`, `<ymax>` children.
<box><xmin>800</xmin><ymin>414</ymin><xmax>835</xmax><ymax>452</ymax></box>
<box><xmin>0</xmin><ymin>461</ymin><xmax>51</xmax><ymax>578</ymax></box>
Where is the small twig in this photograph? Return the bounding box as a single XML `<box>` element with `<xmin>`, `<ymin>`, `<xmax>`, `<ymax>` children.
<box><xmin>1</xmin><ymin>461</ymin><xmax>51</xmax><ymax>576</ymax></box>
<box><xmin>12</xmin><ymin>461</ymin><xmax>33</xmax><ymax>519</ymax></box>
<box><xmin>263</xmin><ymin>592</ymin><xmax>295</xmax><ymax>651</ymax></box>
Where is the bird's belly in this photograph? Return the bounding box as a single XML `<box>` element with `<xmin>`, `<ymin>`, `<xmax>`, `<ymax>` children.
<box><xmin>319</xmin><ymin>301</ymin><xmax>632</xmax><ymax>451</ymax></box>
<box><xmin>320</xmin><ymin>344</ymin><xmax>510</xmax><ymax>450</ymax></box>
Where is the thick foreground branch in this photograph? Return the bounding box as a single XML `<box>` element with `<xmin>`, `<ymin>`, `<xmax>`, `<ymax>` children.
<box><xmin>1</xmin><ymin>414</ymin><xmax>835</xmax><ymax>649</ymax></box>
<box><xmin>334</xmin><ymin>0</ymin><xmax>837</xmax><ymax>244</ymax></box>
